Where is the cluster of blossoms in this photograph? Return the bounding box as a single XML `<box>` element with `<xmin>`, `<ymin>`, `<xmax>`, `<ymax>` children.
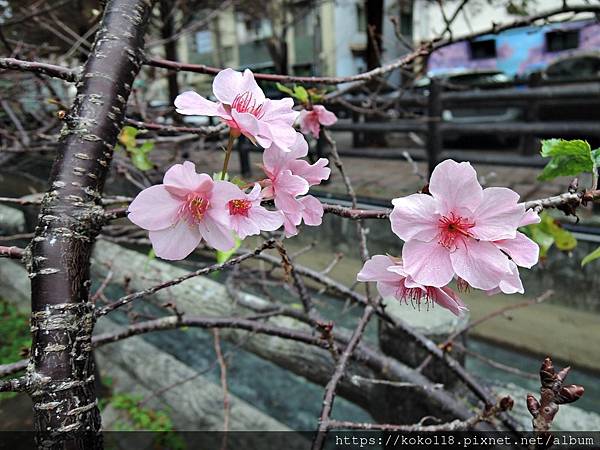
<box><xmin>128</xmin><ymin>68</ymin><xmax>335</xmax><ymax>260</ymax></box>
<box><xmin>358</xmin><ymin>160</ymin><xmax>540</xmax><ymax>316</ymax></box>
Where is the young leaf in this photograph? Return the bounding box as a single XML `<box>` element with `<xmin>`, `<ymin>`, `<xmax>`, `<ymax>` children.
<box><xmin>581</xmin><ymin>246</ymin><xmax>600</xmax><ymax>267</ymax></box>
<box><xmin>276</xmin><ymin>82</ymin><xmax>295</xmax><ymax>97</ymax></box>
<box><xmin>538</xmin><ymin>139</ymin><xmax>593</xmax><ymax>181</ymax></box>
<box><xmin>293</xmin><ymin>85</ymin><xmax>309</xmax><ymax>103</ymax></box>
<box><xmin>119</xmin><ymin>126</ymin><xmax>139</xmax><ymax>149</ymax></box>
<box><xmin>130</xmin><ymin>149</ymin><xmax>154</xmax><ymax>171</ymax></box>
<box><xmin>139</xmin><ymin>141</ymin><xmax>154</xmax><ymax>154</ymax></box>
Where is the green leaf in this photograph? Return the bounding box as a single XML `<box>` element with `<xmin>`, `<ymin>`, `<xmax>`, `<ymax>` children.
<box><xmin>139</xmin><ymin>141</ymin><xmax>154</xmax><ymax>154</ymax></box>
<box><xmin>524</xmin><ymin>212</ymin><xmax>577</xmax><ymax>256</ymax></box>
<box><xmin>130</xmin><ymin>150</ymin><xmax>153</xmax><ymax>171</ymax></box>
<box><xmin>215</xmin><ymin>236</ymin><xmax>241</xmax><ymax>264</ymax></box>
<box><xmin>528</xmin><ymin>226</ymin><xmax>554</xmax><ymax>258</ymax></box>
<box><xmin>212</xmin><ymin>171</ymin><xmax>228</xmax><ymax>181</ymax></box>
<box><xmin>275</xmin><ymin>82</ymin><xmax>295</xmax><ymax>97</ymax></box>
<box><xmin>582</xmin><ymin>246</ymin><xmax>600</xmax><ymax>267</ymax></box>
<box><xmin>293</xmin><ymin>85</ymin><xmax>309</xmax><ymax>103</ymax></box>
<box><xmin>119</xmin><ymin>126</ymin><xmax>138</xmax><ymax>149</ymax></box>
<box><xmin>538</xmin><ymin>139</ymin><xmax>593</xmax><ymax>181</ymax></box>
<box><xmin>230</xmin><ymin>175</ymin><xmax>247</xmax><ymax>188</ymax></box>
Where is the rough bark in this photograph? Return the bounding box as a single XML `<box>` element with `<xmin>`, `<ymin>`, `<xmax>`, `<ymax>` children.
<box><xmin>23</xmin><ymin>0</ymin><xmax>154</xmax><ymax>448</ymax></box>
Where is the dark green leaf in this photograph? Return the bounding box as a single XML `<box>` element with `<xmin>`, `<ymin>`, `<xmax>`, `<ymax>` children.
<box><xmin>538</xmin><ymin>139</ymin><xmax>593</xmax><ymax>181</ymax></box>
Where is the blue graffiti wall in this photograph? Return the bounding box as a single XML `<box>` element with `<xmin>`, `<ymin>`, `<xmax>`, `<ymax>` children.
<box><xmin>427</xmin><ymin>19</ymin><xmax>600</xmax><ymax>77</ymax></box>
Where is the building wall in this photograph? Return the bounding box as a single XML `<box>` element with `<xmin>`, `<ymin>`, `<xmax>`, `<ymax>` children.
<box><xmin>412</xmin><ymin>0</ymin><xmax>595</xmax><ymax>43</ymax></box>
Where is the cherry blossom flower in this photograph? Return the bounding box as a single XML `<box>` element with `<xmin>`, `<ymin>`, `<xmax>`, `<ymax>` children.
<box><xmin>357</xmin><ymin>255</ymin><xmax>467</xmax><ymax>316</ymax></box>
<box><xmin>227</xmin><ymin>183</ymin><xmax>284</xmax><ymax>239</ymax></box>
<box><xmin>261</xmin><ymin>133</ymin><xmax>329</xmax><ymax>236</ymax></box>
<box><xmin>174</xmin><ymin>68</ymin><xmax>298</xmax><ymax>149</ymax></box>
<box><xmin>262</xmin><ymin>132</ymin><xmax>330</xmax><ymax>187</ymax></box>
<box><xmin>390</xmin><ymin>159</ymin><xmax>527</xmax><ymax>291</ymax></box>
<box><xmin>128</xmin><ymin>161</ymin><xmax>240</xmax><ymax>260</ymax></box>
<box><xmin>280</xmin><ymin>195</ymin><xmax>324</xmax><ymax>237</ymax></box>
<box><xmin>298</xmin><ymin>105</ymin><xmax>338</xmax><ymax>138</ymax></box>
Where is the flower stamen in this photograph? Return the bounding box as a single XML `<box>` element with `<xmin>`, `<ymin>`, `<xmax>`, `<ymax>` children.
<box><xmin>228</xmin><ymin>198</ymin><xmax>252</xmax><ymax>217</ymax></box>
<box><xmin>232</xmin><ymin>91</ymin><xmax>265</xmax><ymax>119</ymax></box>
<box><xmin>438</xmin><ymin>212</ymin><xmax>475</xmax><ymax>249</ymax></box>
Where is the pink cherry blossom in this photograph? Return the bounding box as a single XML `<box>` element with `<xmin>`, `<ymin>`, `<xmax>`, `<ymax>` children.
<box><xmin>390</xmin><ymin>159</ymin><xmax>526</xmax><ymax>291</ymax></box>
<box><xmin>128</xmin><ymin>161</ymin><xmax>240</xmax><ymax>260</ymax></box>
<box><xmin>486</xmin><ymin>208</ymin><xmax>541</xmax><ymax>294</ymax></box>
<box><xmin>226</xmin><ymin>183</ymin><xmax>284</xmax><ymax>239</ymax></box>
<box><xmin>298</xmin><ymin>105</ymin><xmax>338</xmax><ymax>138</ymax></box>
<box><xmin>260</xmin><ymin>133</ymin><xmax>328</xmax><ymax>236</ymax></box>
<box><xmin>174</xmin><ymin>68</ymin><xmax>298</xmax><ymax>149</ymax></box>
<box><xmin>280</xmin><ymin>195</ymin><xmax>324</xmax><ymax>237</ymax></box>
<box><xmin>357</xmin><ymin>255</ymin><xmax>467</xmax><ymax>316</ymax></box>
<box><xmin>262</xmin><ymin>133</ymin><xmax>330</xmax><ymax>187</ymax></box>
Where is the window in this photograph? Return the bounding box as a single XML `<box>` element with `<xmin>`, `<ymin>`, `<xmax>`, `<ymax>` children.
<box><xmin>546</xmin><ymin>29</ymin><xmax>580</xmax><ymax>52</ymax></box>
<box><xmin>469</xmin><ymin>39</ymin><xmax>496</xmax><ymax>60</ymax></box>
<box><xmin>194</xmin><ymin>30</ymin><xmax>213</xmax><ymax>54</ymax></box>
<box><xmin>356</xmin><ymin>3</ymin><xmax>366</xmax><ymax>33</ymax></box>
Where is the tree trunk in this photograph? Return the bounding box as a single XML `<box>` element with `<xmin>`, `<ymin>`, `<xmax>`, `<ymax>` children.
<box><xmin>159</xmin><ymin>0</ymin><xmax>180</xmax><ymax>105</ymax></box>
<box><xmin>24</xmin><ymin>0</ymin><xmax>154</xmax><ymax>448</ymax></box>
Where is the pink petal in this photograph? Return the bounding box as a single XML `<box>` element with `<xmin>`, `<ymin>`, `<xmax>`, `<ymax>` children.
<box><xmin>298</xmin><ymin>110</ymin><xmax>320</xmax><ymax>138</ymax></box>
<box><xmin>128</xmin><ymin>185</ymin><xmax>181</xmax><ymax>231</ymax></box>
<box><xmin>289</xmin><ymin>158</ymin><xmax>330</xmax><ymax>186</ymax></box>
<box><xmin>230</xmin><ymin>215</ymin><xmax>260</xmax><ymax>239</ymax></box>
<box><xmin>376</xmin><ymin>281</ymin><xmax>406</xmax><ymax>299</ymax></box>
<box><xmin>174</xmin><ymin>91</ymin><xmax>222</xmax><ymax>116</ymax></box>
<box><xmin>494</xmin><ymin>231</ymin><xmax>539</xmax><ymax>268</ymax></box>
<box><xmin>247</xmin><ymin>183</ymin><xmax>262</xmax><ymax>202</ymax></box>
<box><xmin>471</xmin><ymin>187</ymin><xmax>524</xmax><ymax>241</ymax></box>
<box><xmin>208</xmin><ymin>180</ymin><xmax>243</xmax><ymax>225</ymax></box>
<box><xmin>357</xmin><ymin>255</ymin><xmax>400</xmax><ymax>283</ymax></box>
<box><xmin>434</xmin><ymin>287</ymin><xmax>469</xmax><ymax>316</ymax></box>
<box><xmin>261</xmin><ymin>98</ymin><xmax>298</xmax><ymax>125</ymax></box>
<box><xmin>390</xmin><ymin>194</ymin><xmax>440</xmax><ymax>241</ymax></box>
<box><xmin>288</xmin><ymin>132</ymin><xmax>310</xmax><ymax>158</ymax></box>
<box><xmin>314</xmin><ymin>105</ymin><xmax>337</xmax><ymax>126</ymax></box>
<box><xmin>163</xmin><ymin>161</ymin><xmax>213</xmax><ymax>197</ymax></box>
<box><xmin>247</xmin><ymin>207</ymin><xmax>284</xmax><ymax>235</ymax></box>
<box><xmin>497</xmin><ymin>262</ymin><xmax>524</xmax><ymax>294</ymax></box>
<box><xmin>273</xmin><ymin>170</ymin><xmax>309</xmax><ymax>212</ymax></box>
<box><xmin>429</xmin><ymin>159</ymin><xmax>483</xmax><ymax>215</ymax></box>
<box><xmin>282</xmin><ymin>210</ymin><xmax>302</xmax><ymax>237</ymax></box>
<box><xmin>299</xmin><ymin>195</ymin><xmax>323</xmax><ymax>226</ymax></box>
<box><xmin>213</xmin><ymin>68</ymin><xmax>265</xmax><ymax>105</ymax></box>
<box><xmin>402</xmin><ymin>239</ymin><xmax>455</xmax><ymax>287</ymax></box>
<box><xmin>263</xmin><ymin>120</ymin><xmax>298</xmax><ymax>149</ymax></box>
<box><xmin>149</xmin><ymin>220</ymin><xmax>202</xmax><ymax>260</ymax></box>
<box><xmin>263</xmin><ymin>143</ymin><xmax>293</xmax><ymax>175</ymax></box>
<box><xmin>198</xmin><ymin>216</ymin><xmax>235</xmax><ymax>251</ymax></box>
<box><xmin>520</xmin><ymin>209</ymin><xmax>541</xmax><ymax>226</ymax></box>
<box><xmin>449</xmin><ymin>239</ymin><xmax>511</xmax><ymax>290</ymax></box>
<box><xmin>232</xmin><ymin>110</ymin><xmax>261</xmax><ymax>142</ymax></box>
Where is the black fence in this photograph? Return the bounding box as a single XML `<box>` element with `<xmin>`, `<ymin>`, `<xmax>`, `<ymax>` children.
<box><xmin>235</xmin><ymin>78</ymin><xmax>600</xmax><ymax>177</ymax></box>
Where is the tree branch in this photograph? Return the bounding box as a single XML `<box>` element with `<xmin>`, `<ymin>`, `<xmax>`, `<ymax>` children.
<box><xmin>0</xmin><ymin>57</ymin><xmax>79</xmax><ymax>82</ymax></box>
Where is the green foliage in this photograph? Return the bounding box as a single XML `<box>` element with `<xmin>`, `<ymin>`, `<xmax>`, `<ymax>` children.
<box><xmin>538</xmin><ymin>139</ymin><xmax>595</xmax><ymax>181</ymax></box>
<box><xmin>108</xmin><ymin>393</ymin><xmax>185</xmax><ymax>449</ymax></box>
<box><xmin>117</xmin><ymin>126</ymin><xmax>155</xmax><ymax>171</ymax></box>
<box><xmin>275</xmin><ymin>82</ymin><xmax>324</xmax><ymax>104</ymax></box>
<box><xmin>0</xmin><ymin>300</ymin><xmax>31</xmax><ymax>400</ymax></box>
<box><xmin>581</xmin><ymin>246</ymin><xmax>600</xmax><ymax>267</ymax></box>
<box><xmin>522</xmin><ymin>212</ymin><xmax>577</xmax><ymax>257</ymax></box>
